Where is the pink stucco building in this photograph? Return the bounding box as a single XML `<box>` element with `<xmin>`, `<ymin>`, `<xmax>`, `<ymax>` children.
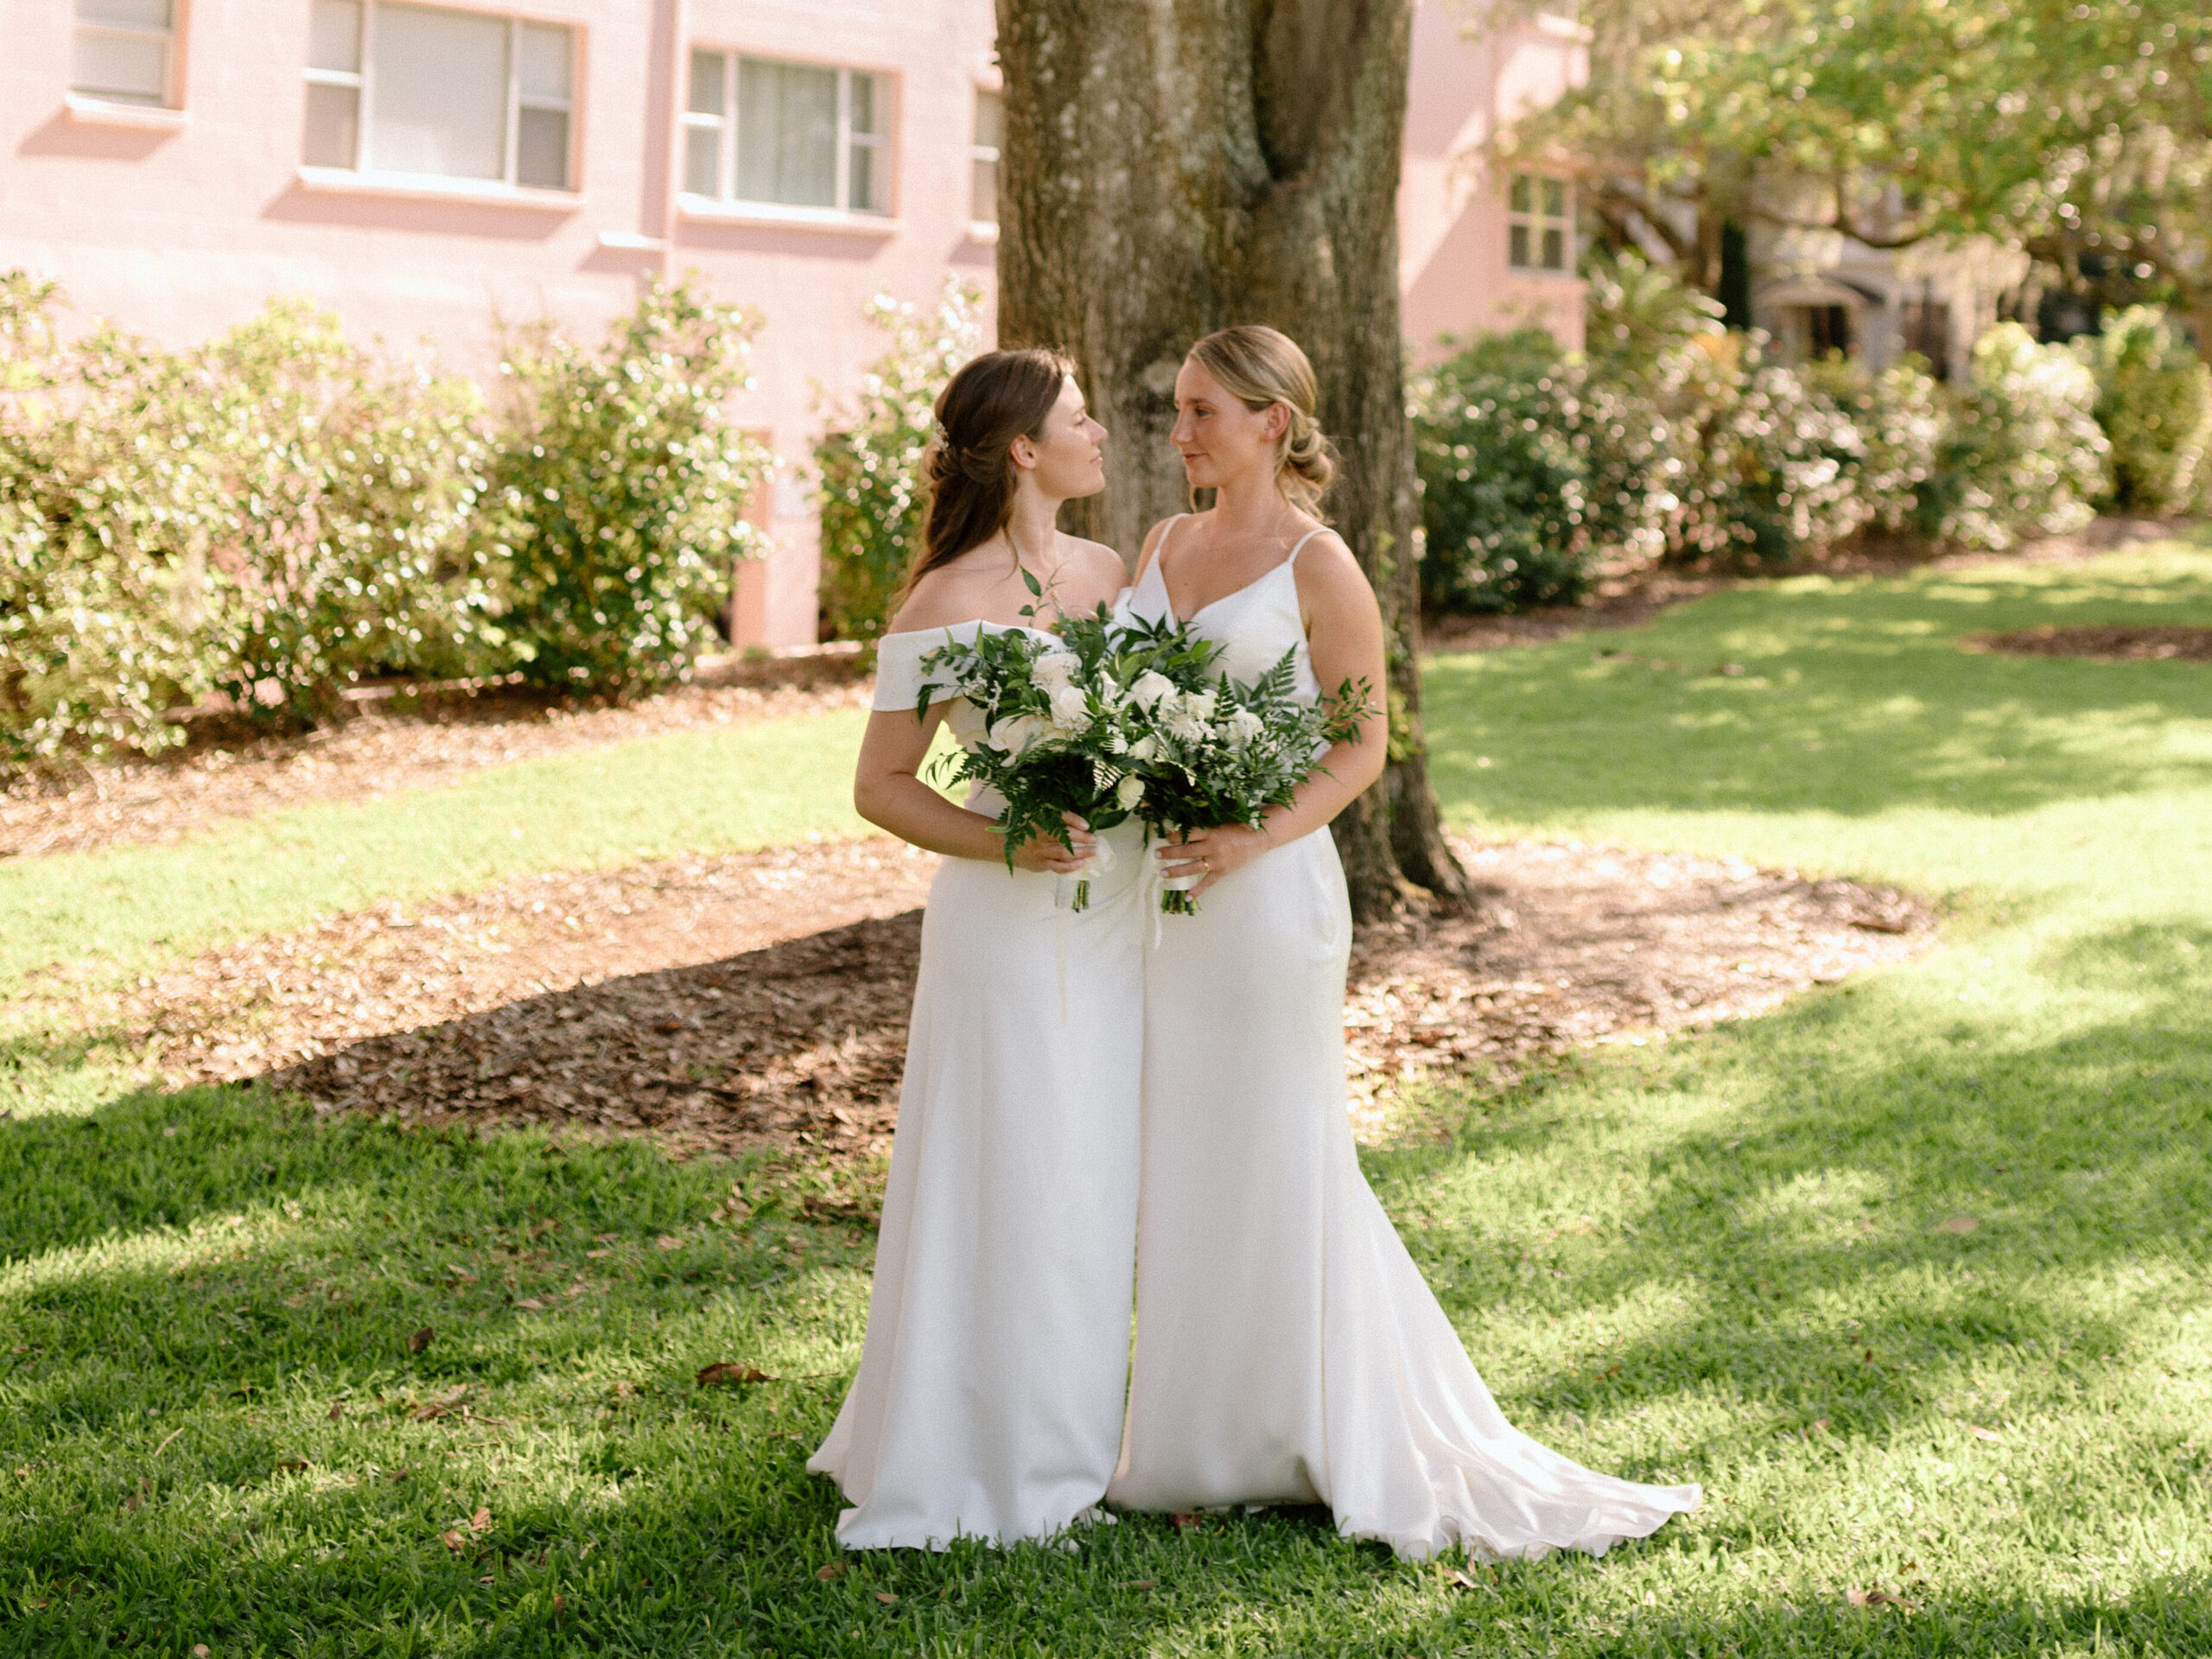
<box><xmin>4</xmin><ymin>0</ymin><xmax>1585</xmax><ymax>648</ymax></box>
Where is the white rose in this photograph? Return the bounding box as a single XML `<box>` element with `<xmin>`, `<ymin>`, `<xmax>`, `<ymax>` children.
<box><xmin>1128</xmin><ymin>671</ymin><xmax>1175</xmax><ymax>709</ymax></box>
<box><xmin>1185</xmin><ymin>688</ymin><xmax>1218</xmax><ymax>721</ymax></box>
<box><xmin>1032</xmin><ymin>650</ymin><xmax>1081</xmax><ymax>690</ymax></box>
<box><xmin>1127</xmin><ymin>734</ymin><xmax>1160</xmax><ymax>763</ymax></box>
<box><xmin>1048</xmin><ymin>684</ymin><xmax>1090</xmax><ymax>728</ymax></box>
<box><xmin>1116</xmin><ymin>774</ymin><xmax>1146</xmax><ymax>809</ymax></box>
<box><xmin>1225</xmin><ymin>707</ymin><xmax>1267</xmax><ymax>747</ymax></box>
<box><xmin>987</xmin><ymin>713</ymin><xmax>1049</xmax><ymax>755</ymax></box>
<box><xmin>1163</xmin><ymin>707</ymin><xmax>1209</xmax><ymax>744</ymax></box>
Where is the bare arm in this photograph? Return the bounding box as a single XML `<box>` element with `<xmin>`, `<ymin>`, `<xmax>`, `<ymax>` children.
<box><xmin>853</xmin><ymin>704</ymin><xmax>1096</xmax><ymax>872</ymax></box>
<box><xmin>1160</xmin><ymin>533</ymin><xmax>1387</xmax><ymax>894</ymax></box>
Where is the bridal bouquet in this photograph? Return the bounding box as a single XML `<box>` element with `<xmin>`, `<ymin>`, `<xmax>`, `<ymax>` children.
<box><xmin>914</xmin><ymin>593</ymin><xmax>1196</xmax><ymax>909</ymax></box>
<box><xmin>1111</xmin><ymin>613</ymin><xmax>1375</xmax><ymax>915</ymax></box>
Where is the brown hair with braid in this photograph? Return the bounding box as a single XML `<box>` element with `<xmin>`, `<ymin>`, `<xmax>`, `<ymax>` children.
<box><xmin>899</xmin><ymin>347</ymin><xmax>1077</xmax><ymax>605</ymax></box>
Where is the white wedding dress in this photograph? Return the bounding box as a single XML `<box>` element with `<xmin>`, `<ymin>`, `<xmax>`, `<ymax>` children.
<box><xmin>1107</xmin><ymin>524</ymin><xmax>1701</xmax><ymax>1560</ymax></box>
<box><xmin>808</xmin><ymin>622</ymin><xmax>1147</xmax><ymax>1549</ymax></box>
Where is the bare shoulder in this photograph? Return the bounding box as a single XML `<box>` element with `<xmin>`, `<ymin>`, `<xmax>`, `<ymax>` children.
<box><xmin>1292</xmin><ymin>527</ymin><xmax>1374</xmax><ymax>603</ymax></box>
<box><xmin>1062</xmin><ymin>535</ymin><xmax>1130</xmax><ymax>589</ymax></box>
<box><xmin>887</xmin><ymin>558</ymin><xmax>992</xmax><ymax>635</ymax></box>
<box><xmin>1132</xmin><ymin>513</ymin><xmax>1186</xmax><ymax>581</ymax></box>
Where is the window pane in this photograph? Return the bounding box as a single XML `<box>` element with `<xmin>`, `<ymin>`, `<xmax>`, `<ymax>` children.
<box><xmin>1509</xmin><ymin>173</ymin><xmax>1532</xmax><ymax>213</ymax></box>
<box><xmin>971</xmin><ymin>154</ymin><xmax>998</xmax><ymax>224</ymax></box>
<box><xmin>518</xmin><ymin>23</ymin><xmax>570</xmax><ymax>103</ymax></box>
<box><xmin>1541</xmin><ymin>226</ymin><xmax>1565</xmax><ymax>270</ymax></box>
<box><xmin>517</xmin><ymin>106</ymin><xmax>569</xmax><ymax>188</ymax></box>
<box><xmin>1541</xmin><ymin>177</ymin><xmax>1566</xmax><ymax>217</ymax></box>
<box><xmin>736</xmin><ymin>58</ymin><xmax>836</xmax><ymax>208</ymax></box>
<box><xmin>849</xmin><ymin>71</ymin><xmax>880</xmax><ymax>137</ymax></box>
<box><xmin>974</xmin><ymin>87</ymin><xmax>1001</xmax><ymax>150</ymax></box>
<box><xmin>73</xmin><ymin>30</ymin><xmax>168</xmax><ymax>99</ymax></box>
<box><xmin>849</xmin><ymin>141</ymin><xmax>880</xmax><ymax>213</ymax></box>
<box><xmin>1509</xmin><ymin>223</ymin><xmax>1530</xmax><ymax>269</ymax></box>
<box><xmin>688</xmin><ymin>50</ymin><xmax>726</xmax><ymax>115</ymax></box>
<box><xmin>683</xmin><ymin>125</ymin><xmax>721</xmax><ymax>196</ymax></box>
<box><xmin>302</xmin><ymin>80</ymin><xmax>360</xmax><ymax>166</ymax></box>
<box><xmin>369</xmin><ymin>3</ymin><xmax>508</xmax><ymax>180</ymax></box>
<box><xmin>309</xmin><ymin>0</ymin><xmax>361</xmax><ymax>73</ymax></box>
<box><xmin>77</xmin><ymin>0</ymin><xmax>170</xmax><ymax>27</ymax></box>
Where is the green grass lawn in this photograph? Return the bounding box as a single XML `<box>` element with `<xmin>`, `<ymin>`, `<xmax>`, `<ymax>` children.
<box><xmin>4</xmin><ymin>539</ymin><xmax>2211</xmax><ymax>1656</ymax></box>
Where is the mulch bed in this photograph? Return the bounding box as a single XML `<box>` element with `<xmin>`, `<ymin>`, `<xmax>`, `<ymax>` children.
<box><xmin>65</xmin><ymin>836</ymin><xmax>1934</xmax><ymax>1158</ymax></box>
<box><xmin>1962</xmin><ymin>624</ymin><xmax>2212</xmax><ymax>664</ymax></box>
<box><xmin>0</xmin><ymin>653</ymin><xmax>871</xmax><ymax>861</ymax></box>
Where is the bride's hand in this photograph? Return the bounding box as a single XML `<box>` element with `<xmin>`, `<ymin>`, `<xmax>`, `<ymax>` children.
<box><xmin>1158</xmin><ymin>822</ymin><xmax>1272</xmax><ymax>896</ymax></box>
<box><xmin>1008</xmin><ymin>810</ymin><xmax>1096</xmax><ymax>874</ymax></box>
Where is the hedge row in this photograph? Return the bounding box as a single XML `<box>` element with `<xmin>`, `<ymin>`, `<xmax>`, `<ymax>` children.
<box><xmin>0</xmin><ymin>274</ymin><xmax>770</xmax><ymax>763</ymax></box>
<box><xmin>1411</xmin><ymin>257</ymin><xmax>2209</xmax><ymax>613</ymax></box>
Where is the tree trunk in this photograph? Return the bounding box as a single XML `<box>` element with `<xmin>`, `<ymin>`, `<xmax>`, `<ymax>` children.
<box><xmin>995</xmin><ymin>0</ymin><xmax>1469</xmax><ymax>922</ymax></box>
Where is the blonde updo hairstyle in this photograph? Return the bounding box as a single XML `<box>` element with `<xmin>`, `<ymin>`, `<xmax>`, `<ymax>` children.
<box><xmin>1185</xmin><ymin>325</ymin><xmax>1338</xmax><ymax>513</ymax></box>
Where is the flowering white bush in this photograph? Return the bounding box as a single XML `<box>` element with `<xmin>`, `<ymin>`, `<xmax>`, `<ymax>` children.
<box><xmin>1920</xmin><ymin>324</ymin><xmax>2108</xmax><ymax>550</ymax></box>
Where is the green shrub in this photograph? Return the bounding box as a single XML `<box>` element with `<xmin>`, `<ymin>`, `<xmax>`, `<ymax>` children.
<box><xmin>2074</xmin><ymin>306</ymin><xmax>2212</xmax><ymax>515</ymax></box>
<box><xmin>815</xmin><ymin>279</ymin><xmax>983</xmax><ymax>648</ymax></box>
<box><xmin>1</xmin><ymin>279</ymin><xmax>493</xmax><ymax>758</ymax></box>
<box><xmin>1796</xmin><ymin>353</ymin><xmax>1945</xmax><ymax>534</ymax></box>
<box><xmin>1916</xmin><ymin>323</ymin><xmax>2108</xmax><ymax>550</ymax></box>
<box><xmin>481</xmin><ymin>279</ymin><xmax>772</xmax><ymax>690</ymax></box>
<box><xmin>1410</xmin><ymin>329</ymin><xmax>1674</xmax><ymax>612</ymax></box>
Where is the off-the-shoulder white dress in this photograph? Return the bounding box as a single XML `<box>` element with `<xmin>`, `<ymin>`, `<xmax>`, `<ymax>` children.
<box><xmin>807</xmin><ymin>623</ymin><xmax>1148</xmax><ymax>1549</ymax></box>
<box><xmin>1108</xmin><ymin>524</ymin><xmax>1702</xmax><ymax>1560</ymax></box>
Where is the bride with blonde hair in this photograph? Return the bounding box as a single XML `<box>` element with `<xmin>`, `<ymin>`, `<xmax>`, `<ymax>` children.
<box><xmin>1109</xmin><ymin>324</ymin><xmax>1700</xmax><ymax>1560</ymax></box>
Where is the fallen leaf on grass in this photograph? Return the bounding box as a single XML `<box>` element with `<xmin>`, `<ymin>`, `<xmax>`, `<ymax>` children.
<box><xmin>469</xmin><ymin>1506</ymin><xmax>492</xmax><ymax>1534</ymax></box>
<box><xmin>191</xmin><ymin>1646</ymin><xmax>209</xmax><ymax>1656</ymax></box>
<box><xmin>553</xmin><ymin>1593</ymin><xmax>568</xmax><ymax>1618</ymax></box>
<box><xmin>586</xmin><ymin>1249</ymin><xmax>613</xmax><ymax>1259</ymax></box>
<box><xmin>1969</xmin><ymin>1424</ymin><xmax>2004</xmax><ymax>1442</ymax></box>
<box><xmin>276</xmin><ymin>1458</ymin><xmax>310</xmax><ymax>1472</ymax></box>
<box><xmin>696</xmin><ymin>1362</ymin><xmax>772</xmax><ymax>1386</ymax></box>
<box><xmin>442</xmin><ymin>1530</ymin><xmax>466</xmax><ymax>1553</ymax></box>
<box><xmin>410</xmin><ymin>1388</ymin><xmax>469</xmax><ymax>1421</ymax></box>
<box><xmin>1847</xmin><ymin>1586</ymin><xmax>1917</xmax><ymax>1612</ymax></box>
<box><xmin>1120</xmin><ymin>1579</ymin><xmax>1157</xmax><ymax>1590</ymax></box>
<box><xmin>1439</xmin><ymin>1567</ymin><xmax>1484</xmax><ymax>1590</ymax></box>
<box><xmin>655</xmin><ymin>1235</ymin><xmax>683</xmax><ymax>1251</ymax></box>
<box><xmin>407</xmin><ymin>1325</ymin><xmax>435</xmax><ymax>1353</ymax></box>
<box><xmin>513</xmin><ymin>1298</ymin><xmax>548</xmax><ymax>1312</ymax></box>
<box><xmin>815</xmin><ymin>1562</ymin><xmax>846</xmax><ymax>1581</ymax></box>
<box><xmin>1934</xmin><ymin>1216</ymin><xmax>1979</xmax><ymax>1235</ymax></box>
<box><xmin>874</xmin><ymin>1591</ymin><xmax>899</xmax><ymax>1605</ymax></box>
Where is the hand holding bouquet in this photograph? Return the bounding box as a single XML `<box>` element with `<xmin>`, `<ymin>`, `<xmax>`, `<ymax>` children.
<box><xmin>914</xmin><ymin>598</ymin><xmax>1160</xmax><ymax>910</ymax></box>
<box><xmin>1110</xmin><ymin>613</ymin><xmax>1375</xmax><ymax>914</ymax></box>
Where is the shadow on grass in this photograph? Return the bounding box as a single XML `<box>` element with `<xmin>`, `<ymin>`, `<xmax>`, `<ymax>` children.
<box><xmin>1422</xmin><ymin>562</ymin><xmax>2212</xmax><ymax>822</ymax></box>
<box><xmin>1375</xmin><ymin>919</ymin><xmax>2212</xmax><ymax>1469</ymax></box>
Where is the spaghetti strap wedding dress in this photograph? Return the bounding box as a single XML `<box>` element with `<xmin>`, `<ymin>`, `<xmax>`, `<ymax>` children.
<box><xmin>1108</xmin><ymin>523</ymin><xmax>1700</xmax><ymax>1561</ymax></box>
<box><xmin>808</xmin><ymin>622</ymin><xmax>1147</xmax><ymax>1549</ymax></box>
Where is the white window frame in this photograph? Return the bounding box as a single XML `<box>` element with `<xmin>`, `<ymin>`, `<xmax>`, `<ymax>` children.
<box><xmin>680</xmin><ymin>51</ymin><xmax>892</xmax><ymax>220</ymax></box>
<box><xmin>301</xmin><ymin>3</ymin><xmax>577</xmax><ymax>196</ymax></box>
<box><xmin>969</xmin><ymin>84</ymin><xmax>1001</xmax><ymax>238</ymax></box>
<box><xmin>71</xmin><ymin>0</ymin><xmax>182</xmax><ymax>111</ymax></box>
<box><xmin>1507</xmin><ymin>172</ymin><xmax>1573</xmax><ymax>275</ymax></box>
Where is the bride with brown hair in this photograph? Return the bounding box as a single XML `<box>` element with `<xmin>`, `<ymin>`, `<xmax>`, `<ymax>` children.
<box><xmin>1109</xmin><ymin>325</ymin><xmax>1700</xmax><ymax>1560</ymax></box>
<box><xmin>807</xmin><ymin>348</ymin><xmax>1142</xmax><ymax>1549</ymax></box>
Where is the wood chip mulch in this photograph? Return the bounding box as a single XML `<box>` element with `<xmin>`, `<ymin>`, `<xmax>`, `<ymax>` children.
<box><xmin>0</xmin><ymin>655</ymin><xmax>870</xmax><ymax>861</ymax></box>
<box><xmin>1962</xmin><ymin>624</ymin><xmax>2212</xmax><ymax>664</ymax></box>
<box><xmin>59</xmin><ymin>836</ymin><xmax>1934</xmax><ymax>1162</ymax></box>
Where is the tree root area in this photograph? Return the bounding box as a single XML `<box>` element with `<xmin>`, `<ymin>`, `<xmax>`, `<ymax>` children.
<box><xmin>73</xmin><ymin>836</ymin><xmax>1934</xmax><ymax>1161</ymax></box>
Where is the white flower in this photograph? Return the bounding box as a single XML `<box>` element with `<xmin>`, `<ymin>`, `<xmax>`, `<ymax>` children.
<box><xmin>987</xmin><ymin>713</ymin><xmax>1049</xmax><ymax>755</ymax></box>
<box><xmin>1116</xmin><ymin>774</ymin><xmax>1145</xmax><ymax>809</ymax></box>
<box><xmin>1163</xmin><ymin>706</ymin><xmax>1209</xmax><ymax>744</ymax></box>
<box><xmin>1032</xmin><ymin>650</ymin><xmax>1081</xmax><ymax>690</ymax></box>
<box><xmin>1048</xmin><ymin>684</ymin><xmax>1090</xmax><ymax>728</ymax></box>
<box><xmin>1225</xmin><ymin>707</ymin><xmax>1266</xmax><ymax>747</ymax></box>
<box><xmin>1185</xmin><ymin>688</ymin><xmax>1218</xmax><ymax>721</ymax></box>
<box><xmin>1127</xmin><ymin>734</ymin><xmax>1160</xmax><ymax>763</ymax></box>
<box><xmin>1128</xmin><ymin>671</ymin><xmax>1175</xmax><ymax>709</ymax></box>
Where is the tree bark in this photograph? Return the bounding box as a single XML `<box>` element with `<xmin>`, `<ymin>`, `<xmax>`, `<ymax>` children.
<box><xmin>995</xmin><ymin>0</ymin><xmax>1469</xmax><ymax>922</ymax></box>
